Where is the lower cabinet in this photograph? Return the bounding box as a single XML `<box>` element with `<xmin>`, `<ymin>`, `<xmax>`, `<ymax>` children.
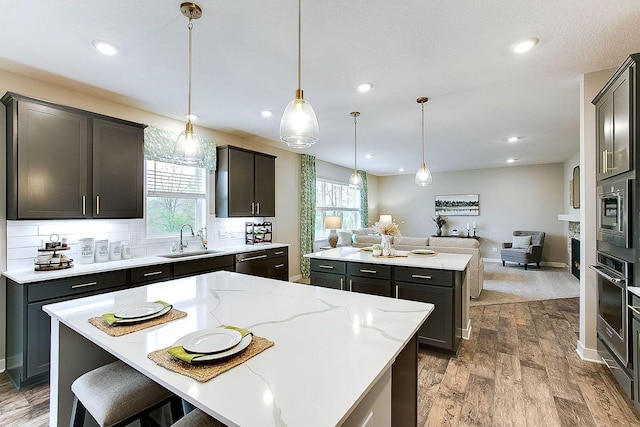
<box><xmin>310</xmin><ymin>260</ymin><xmax>463</xmax><ymax>354</ymax></box>
<box><xmin>173</xmin><ymin>255</ymin><xmax>234</xmax><ymax>279</ymax></box>
<box><xmin>631</xmin><ymin>294</ymin><xmax>640</xmax><ymax>411</ymax></box>
<box><xmin>266</xmin><ymin>247</ymin><xmax>289</xmax><ymax>281</ymax></box>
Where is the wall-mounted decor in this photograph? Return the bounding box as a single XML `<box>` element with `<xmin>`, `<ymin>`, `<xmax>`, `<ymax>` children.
<box><xmin>572</xmin><ymin>165</ymin><xmax>580</xmax><ymax>208</ymax></box>
<box><xmin>435</xmin><ymin>194</ymin><xmax>479</xmax><ymax>216</ymax></box>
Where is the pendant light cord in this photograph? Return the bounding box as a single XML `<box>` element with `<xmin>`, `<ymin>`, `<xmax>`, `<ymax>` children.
<box><xmin>421</xmin><ymin>102</ymin><xmax>425</xmax><ymax>165</ymax></box>
<box><xmin>297</xmin><ymin>0</ymin><xmax>302</xmax><ymax>91</ymax></box>
<box><xmin>353</xmin><ymin>113</ymin><xmax>358</xmax><ymax>173</ymax></box>
<box><xmin>187</xmin><ymin>19</ymin><xmax>193</xmax><ymax>123</ymax></box>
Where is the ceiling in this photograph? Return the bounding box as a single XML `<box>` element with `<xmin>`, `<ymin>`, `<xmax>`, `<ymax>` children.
<box><xmin>1</xmin><ymin>0</ymin><xmax>639</xmax><ymax>176</ymax></box>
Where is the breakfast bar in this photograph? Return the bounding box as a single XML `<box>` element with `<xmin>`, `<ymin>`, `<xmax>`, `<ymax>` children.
<box><xmin>43</xmin><ymin>270</ymin><xmax>433</xmax><ymax>426</ymax></box>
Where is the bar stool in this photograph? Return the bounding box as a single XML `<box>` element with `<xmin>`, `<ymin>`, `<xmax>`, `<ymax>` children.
<box><xmin>70</xmin><ymin>360</ymin><xmax>183</xmax><ymax>427</ymax></box>
<box><xmin>172</xmin><ymin>408</ymin><xmax>226</xmax><ymax>426</ymax></box>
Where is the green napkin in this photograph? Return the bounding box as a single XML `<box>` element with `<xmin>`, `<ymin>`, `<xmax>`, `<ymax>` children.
<box><xmin>101</xmin><ymin>301</ymin><xmax>171</xmax><ymax>326</ymax></box>
<box><xmin>168</xmin><ymin>325</ymin><xmax>251</xmax><ymax>364</ymax></box>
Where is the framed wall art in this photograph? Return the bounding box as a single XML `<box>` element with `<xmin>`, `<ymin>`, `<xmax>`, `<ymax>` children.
<box><xmin>435</xmin><ymin>194</ymin><xmax>479</xmax><ymax>216</ymax></box>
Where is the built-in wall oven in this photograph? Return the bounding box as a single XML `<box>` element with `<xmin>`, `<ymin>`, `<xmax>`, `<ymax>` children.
<box><xmin>590</xmin><ymin>252</ymin><xmax>631</xmax><ymax>367</ymax></box>
<box><xmin>597</xmin><ymin>178</ymin><xmax>631</xmax><ymax>248</ymax></box>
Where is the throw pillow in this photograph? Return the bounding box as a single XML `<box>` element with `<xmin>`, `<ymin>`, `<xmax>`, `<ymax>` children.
<box><xmin>337</xmin><ymin>231</ymin><xmax>353</xmax><ymax>247</ymax></box>
<box><xmin>512</xmin><ymin>235</ymin><xmax>532</xmax><ymax>249</ymax></box>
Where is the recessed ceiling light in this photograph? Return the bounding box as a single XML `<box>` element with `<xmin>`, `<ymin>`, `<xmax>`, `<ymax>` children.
<box><xmin>357</xmin><ymin>83</ymin><xmax>373</xmax><ymax>93</ymax></box>
<box><xmin>511</xmin><ymin>38</ymin><xmax>538</xmax><ymax>54</ymax></box>
<box><xmin>92</xmin><ymin>40</ymin><xmax>119</xmax><ymax>56</ymax></box>
<box><xmin>507</xmin><ymin>136</ymin><xmax>520</xmax><ymax>143</ymax></box>
<box><xmin>261</xmin><ymin>110</ymin><xmax>273</xmax><ymax>118</ymax></box>
<box><xmin>399</xmin><ymin>167</ymin><xmax>405</xmax><ymax>172</ymax></box>
<box><xmin>365</xmin><ymin>154</ymin><xmax>373</xmax><ymax>159</ymax></box>
<box><xmin>507</xmin><ymin>158</ymin><xmax>516</xmax><ymax>163</ymax></box>
<box><xmin>186</xmin><ymin>114</ymin><xmax>199</xmax><ymax>121</ymax></box>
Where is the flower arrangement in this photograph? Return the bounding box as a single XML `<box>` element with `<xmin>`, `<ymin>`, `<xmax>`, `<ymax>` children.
<box><xmin>373</xmin><ymin>221</ymin><xmax>401</xmax><ymax>236</ymax></box>
<box><xmin>432</xmin><ymin>215</ymin><xmax>448</xmax><ymax>229</ymax></box>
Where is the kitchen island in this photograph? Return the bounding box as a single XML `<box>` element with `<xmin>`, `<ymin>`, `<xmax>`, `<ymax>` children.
<box><xmin>43</xmin><ymin>270</ymin><xmax>433</xmax><ymax>426</ymax></box>
<box><xmin>306</xmin><ymin>247</ymin><xmax>472</xmax><ymax>353</ymax></box>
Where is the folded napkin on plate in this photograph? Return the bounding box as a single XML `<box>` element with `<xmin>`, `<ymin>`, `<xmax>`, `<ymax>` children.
<box><xmin>101</xmin><ymin>300</ymin><xmax>172</xmax><ymax>326</ymax></box>
<box><xmin>168</xmin><ymin>325</ymin><xmax>251</xmax><ymax>364</ymax></box>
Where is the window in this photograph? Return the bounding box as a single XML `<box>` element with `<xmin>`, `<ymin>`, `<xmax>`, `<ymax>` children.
<box><xmin>145</xmin><ymin>160</ymin><xmax>207</xmax><ymax>237</ymax></box>
<box><xmin>315</xmin><ymin>179</ymin><xmax>360</xmax><ymax>239</ymax></box>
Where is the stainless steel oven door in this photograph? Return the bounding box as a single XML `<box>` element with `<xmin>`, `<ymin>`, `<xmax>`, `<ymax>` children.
<box><xmin>590</xmin><ymin>263</ymin><xmax>628</xmax><ymax>365</ymax></box>
<box><xmin>597</xmin><ymin>179</ymin><xmax>630</xmax><ymax>248</ymax></box>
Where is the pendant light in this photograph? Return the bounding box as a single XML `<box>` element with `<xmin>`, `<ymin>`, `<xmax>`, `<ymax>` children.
<box><xmin>174</xmin><ymin>2</ymin><xmax>204</xmax><ymax>165</ymax></box>
<box><xmin>348</xmin><ymin>111</ymin><xmax>363</xmax><ymax>189</ymax></box>
<box><xmin>279</xmin><ymin>0</ymin><xmax>319</xmax><ymax>148</ymax></box>
<box><xmin>415</xmin><ymin>97</ymin><xmax>432</xmax><ymax>186</ymax></box>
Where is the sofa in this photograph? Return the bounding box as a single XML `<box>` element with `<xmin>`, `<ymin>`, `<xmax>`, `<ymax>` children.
<box><xmin>348</xmin><ymin>231</ymin><xmax>484</xmax><ymax>299</ymax></box>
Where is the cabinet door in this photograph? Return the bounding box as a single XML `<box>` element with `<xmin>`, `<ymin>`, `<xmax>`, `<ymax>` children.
<box><xmin>396</xmin><ymin>281</ymin><xmax>453</xmax><ymax>350</ymax></box>
<box><xmin>633</xmin><ymin>317</ymin><xmax>640</xmax><ymax>412</ymax></box>
<box><xmin>310</xmin><ymin>271</ymin><xmax>345</xmax><ymax>290</ymax></box>
<box><xmin>596</xmin><ymin>95</ymin><xmax>613</xmax><ymax>180</ymax></box>
<box><xmin>92</xmin><ymin>119</ymin><xmax>144</xmax><ymax>218</ymax></box>
<box><xmin>17</xmin><ymin>101</ymin><xmax>88</xmax><ymax>218</ymax></box>
<box><xmin>254</xmin><ymin>154</ymin><xmax>276</xmax><ymax>217</ymax></box>
<box><xmin>26</xmin><ymin>300</ymin><xmax>54</xmax><ymax>378</ymax></box>
<box><xmin>612</xmin><ymin>68</ymin><xmax>631</xmax><ymax>176</ymax></box>
<box><xmin>228</xmin><ymin>148</ymin><xmax>255</xmax><ymax>216</ymax></box>
<box><xmin>348</xmin><ymin>275</ymin><xmax>392</xmax><ymax>297</ymax></box>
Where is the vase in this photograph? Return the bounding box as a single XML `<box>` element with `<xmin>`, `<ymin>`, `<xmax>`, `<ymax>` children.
<box><xmin>437</xmin><ymin>228</ymin><xmax>442</xmax><ymax>236</ymax></box>
<box><xmin>381</xmin><ymin>234</ymin><xmax>392</xmax><ymax>256</ymax></box>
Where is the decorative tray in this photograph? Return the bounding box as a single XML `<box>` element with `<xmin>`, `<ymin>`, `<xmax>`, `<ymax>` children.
<box><xmin>34</xmin><ymin>259</ymin><xmax>74</xmax><ymax>271</ymax></box>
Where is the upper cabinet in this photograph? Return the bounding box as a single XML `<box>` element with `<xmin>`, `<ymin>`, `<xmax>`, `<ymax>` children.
<box><xmin>2</xmin><ymin>93</ymin><xmax>144</xmax><ymax>220</ymax></box>
<box><xmin>593</xmin><ymin>55</ymin><xmax>637</xmax><ymax>181</ymax></box>
<box><xmin>215</xmin><ymin>146</ymin><xmax>276</xmax><ymax>217</ymax></box>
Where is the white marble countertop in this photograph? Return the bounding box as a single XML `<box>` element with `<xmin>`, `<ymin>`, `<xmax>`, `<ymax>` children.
<box><xmin>629</xmin><ymin>286</ymin><xmax>640</xmax><ymax>298</ymax></box>
<box><xmin>43</xmin><ymin>271</ymin><xmax>433</xmax><ymax>426</ymax></box>
<box><xmin>2</xmin><ymin>243</ymin><xmax>289</xmax><ymax>284</ymax></box>
<box><xmin>305</xmin><ymin>247</ymin><xmax>471</xmax><ymax>271</ymax></box>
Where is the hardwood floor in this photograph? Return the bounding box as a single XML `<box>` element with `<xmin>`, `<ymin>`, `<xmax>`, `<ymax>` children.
<box><xmin>2</xmin><ymin>298</ymin><xmax>639</xmax><ymax>426</ymax></box>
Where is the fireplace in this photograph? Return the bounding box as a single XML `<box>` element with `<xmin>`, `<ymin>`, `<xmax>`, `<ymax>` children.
<box><xmin>571</xmin><ymin>238</ymin><xmax>580</xmax><ymax>279</ymax></box>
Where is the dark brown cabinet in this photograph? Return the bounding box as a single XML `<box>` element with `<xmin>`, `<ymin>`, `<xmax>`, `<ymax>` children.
<box><xmin>2</xmin><ymin>92</ymin><xmax>144</xmax><ymax>219</ymax></box>
<box><xmin>347</xmin><ymin>262</ymin><xmax>392</xmax><ymax>297</ymax></box>
<box><xmin>173</xmin><ymin>255</ymin><xmax>235</xmax><ymax>279</ymax></box>
<box><xmin>215</xmin><ymin>146</ymin><xmax>276</xmax><ymax>217</ymax></box>
<box><xmin>593</xmin><ymin>55</ymin><xmax>636</xmax><ymax>180</ymax></box>
<box><xmin>310</xmin><ymin>259</ymin><xmax>346</xmax><ymax>290</ymax></box>
<box><xmin>631</xmin><ymin>294</ymin><xmax>640</xmax><ymax>412</ymax></box>
<box><xmin>235</xmin><ymin>247</ymin><xmax>289</xmax><ymax>280</ymax></box>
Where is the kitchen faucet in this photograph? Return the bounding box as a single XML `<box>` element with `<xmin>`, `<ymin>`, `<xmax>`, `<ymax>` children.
<box><xmin>179</xmin><ymin>224</ymin><xmax>195</xmax><ymax>253</ymax></box>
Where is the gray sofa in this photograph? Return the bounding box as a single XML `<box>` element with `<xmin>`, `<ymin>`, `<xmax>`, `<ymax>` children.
<box><xmin>348</xmin><ymin>231</ymin><xmax>484</xmax><ymax>299</ymax></box>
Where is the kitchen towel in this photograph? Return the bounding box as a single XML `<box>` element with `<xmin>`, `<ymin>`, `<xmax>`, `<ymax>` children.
<box><xmin>148</xmin><ymin>335</ymin><xmax>274</xmax><ymax>382</ymax></box>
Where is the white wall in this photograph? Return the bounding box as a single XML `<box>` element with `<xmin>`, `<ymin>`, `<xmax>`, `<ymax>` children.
<box><xmin>377</xmin><ymin>163</ymin><xmax>567</xmax><ymax>265</ymax></box>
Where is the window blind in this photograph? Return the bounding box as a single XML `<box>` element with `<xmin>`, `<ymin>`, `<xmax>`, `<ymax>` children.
<box><xmin>146</xmin><ymin>160</ymin><xmax>206</xmax><ymax>198</ymax></box>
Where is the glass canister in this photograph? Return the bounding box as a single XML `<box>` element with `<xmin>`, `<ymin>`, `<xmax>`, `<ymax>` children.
<box><xmin>109</xmin><ymin>241</ymin><xmax>122</xmax><ymax>261</ymax></box>
<box><xmin>121</xmin><ymin>241</ymin><xmax>131</xmax><ymax>259</ymax></box>
<box><xmin>95</xmin><ymin>239</ymin><xmax>109</xmax><ymax>262</ymax></box>
<box><xmin>77</xmin><ymin>238</ymin><xmax>95</xmax><ymax>264</ymax></box>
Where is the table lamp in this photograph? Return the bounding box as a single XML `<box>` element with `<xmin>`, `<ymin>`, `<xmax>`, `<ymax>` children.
<box><xmin>379</xmin><ymin>214</ymin><xmax>393</xmax><ymax>225</ymax></box>
<box><xmin>324</xmin><ymin>216</ymin><xmax>342</xmax><ymax>248</ymax></box>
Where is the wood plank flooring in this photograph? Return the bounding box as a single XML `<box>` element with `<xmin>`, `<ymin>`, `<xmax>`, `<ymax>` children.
<box><xmin>1</xmin><ymin>298</ymin><xmax>639</xmax><ymax>426</ymax></box>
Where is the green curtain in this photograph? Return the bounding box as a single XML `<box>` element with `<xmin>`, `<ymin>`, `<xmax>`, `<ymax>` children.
<box><xmin>300</xmin><ymin>154</ymin><xmax>316</xmax><ymax>278</ymax></box>
<box><xmin>358</xmin><ymin>170</ymin><xmax>368</xmax><ymax>227</ymax></box>
<box><xmin>144</xmin><ymin>125</ymin><xmax>217</xmax><ymax>170</ymax></box>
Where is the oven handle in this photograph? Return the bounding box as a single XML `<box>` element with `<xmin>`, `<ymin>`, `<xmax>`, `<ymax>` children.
<box><xmin>588</xmin><ymin>265</ymin><xmax>626</xmax><ymax>285</ymax></box>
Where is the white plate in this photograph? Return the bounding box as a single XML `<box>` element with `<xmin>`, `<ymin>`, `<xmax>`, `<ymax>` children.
<box><xmin>180</xmin><ymin>328</ymin><xmax>243</xmax><ymax>354</ymax></box>
<box><xmin>114</xmin><ymin>302</ymin><xmax>165</xmax><ymax>319</ymax></box>
<box><xmin>113</xmin><ymin>305</ymin><xmax>172</xmax><ymax>324</ymax></box>
<box><xmin>410</xmin><ymin>249</ymin><xmax>435</xmax><ymax>255</ymax></box>
<box><xmin>174</xmin><ymin>331</ymin><xmax>253</xmax><ymax>362</ymax></box>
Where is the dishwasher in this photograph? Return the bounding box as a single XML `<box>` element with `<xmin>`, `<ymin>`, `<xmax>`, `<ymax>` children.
<box><xmin>235</xmin><ymin>251</ymin><xmax>268</xmax><ymax>277</ymax></box>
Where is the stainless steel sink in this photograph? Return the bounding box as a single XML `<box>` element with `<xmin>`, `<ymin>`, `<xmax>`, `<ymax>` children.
<box><xmin>158</xmin><ymin>250</ymin><xmax>224</xmax><ymax>259</ymax></box>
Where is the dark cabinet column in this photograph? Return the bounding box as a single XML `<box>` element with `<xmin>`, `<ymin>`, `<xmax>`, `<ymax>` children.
<box><xmin>228</xmin><ymin>148</ymin><xmax>255</xmax><ymax>216</ymax></box>
<box><xmin>254</xmin><ymin>154</ymin><xmax>276</xmax><ymax>216</ymax></box>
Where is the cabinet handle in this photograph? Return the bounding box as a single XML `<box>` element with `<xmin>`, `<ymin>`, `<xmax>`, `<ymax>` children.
<box><xmin>251</xmin><ymin>202</ymin><xmax>255</xmax><ymax>215</ymax></box>
<box><xmin>601</xmin><ymin>357</ymin><xmax>619</xmax><ymax>370</ymax></box>
<box><xmin>238</xmin><ymin>254</ymin><xmax>267</xmax><ymax>262</ymax></box>
<box><xmin>395</xmin><ymin>284</ymin><xmax>399</xmax><ymax>299</ymax></box>
<box><xmin>340</xmin><ymin>278</ymin><xmax>344</xmax><ymax>291</ymax></box>
<box><xmin>96</xmin><ymin>195</ymin><xmax>100</xmax><ymax>215</ymax></box>
<box><xmin>274</xmin><ymin>263</ymin><xmax>284</xmax><ymax>268</ymax></box>
<box><xmin>71</xmin><ymin>281</ymin><xmax>97</xmax><ymax>289</ymax></box>
<box><xmin>256</xmin><ymin>202</ymin><xmax>260</xmax><ymax>215</ymax></box>
<box><xmin>360</xmin><ymin>269</ymin><xmax>377</xmax><ymax>274</ymax></box>
<box><xmin>82</xmin><ymin>196</ymin><xmax>86</xmax><ymax>215</ymax></box>
<box><xmin>411</xmin><ymin>274</ymin><xmax>432</xmax><ymax>280</ymax></box>
<box><xmin>603</xmin><ymin>150</ymin><xmax>608</xmax><ymax>173</ymax></box>
<box><xmin>143</xmin><ymin>271</ymin><xmax>164</xmax><ymax>277</ymax></box>
<box><xmin>349</xmin><ymin>279</ymin><xmax>353</xmax><ymax>292</ymax></box>
<box><xmin>629</xmin><ymin>305</ymin><xmax>640</xmax><ymax>316</ymax></box>
<box><xmin>275</xmin><ymin>251</ymin><xmax>284</xmax><ymax>255</ymax></box>
<box><xmin>318</xmin><ymin>265</ymin><xmax>334</xmax><ymax>269</ymax></box>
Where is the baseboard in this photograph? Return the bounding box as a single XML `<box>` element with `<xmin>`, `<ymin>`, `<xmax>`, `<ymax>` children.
<box><xmin>462</xmin><ymin>319</ymin><xmax>472</xmax><ymax>340</ymax></box>
<box><xmin>481</xmin><ymin>257</ymin><xmax>568</xmax><ymax>269</ymax></box>
<box><xmin>0</xmin><ymin>358</ymin><xmax>5</xmax><ymax>373</ymax></box>
<box><xmin>576</xmin><ymin>340</ymin><xmax>602</xmax><ymax>363</ymax></box>
<box><xmin>289</xmin><ymin>274</ymin><xmax>302</xmax><ymax>283</ymax></box>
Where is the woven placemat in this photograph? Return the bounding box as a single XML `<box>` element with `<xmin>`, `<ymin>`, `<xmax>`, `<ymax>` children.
<box><xmin>88</xmin><ymin>308</ymin><xmax>187</xmax><ymax>337</ymax></box>
<box><xmin>148</xmin><ymin>336</ymin><xmax>275</xmax><ymax>382</ymax></box>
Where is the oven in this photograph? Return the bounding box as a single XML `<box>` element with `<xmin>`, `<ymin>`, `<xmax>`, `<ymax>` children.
<box><xmin>589</xmin><ymin>251</ymin><xmax>631</xmax><ymax>366</ymax></box>
<box><xmin>597</xmin><ymin>178</ymin><xmax>631</xmax><ymax>248</ymax></box>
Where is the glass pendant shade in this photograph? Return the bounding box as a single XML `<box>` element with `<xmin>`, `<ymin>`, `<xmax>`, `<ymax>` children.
<box><xmin>349</xmin><ymin>171</ymin><xmax>363</xmax><ymax>189</ymax></box>
<box><xmin>280</xmin><ymin>90</ymin><xmax>319</xmax><ymax>148</ymax></box>
<box><xmin>348</xmin><ymin>111</ymin><xmax>362</xmax><ymax>189</ymax></box>
<box><xmin>415</xmin><ymin>162</ymin><xmax>432</xmax><ymax>186</ymax></box>
<box><xmin>174</xmin><ymin>122</ymin><xmax>203</xmax><ymax>165</ymax></box>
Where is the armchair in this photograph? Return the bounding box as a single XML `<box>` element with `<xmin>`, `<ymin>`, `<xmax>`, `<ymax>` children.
<box><xmin>501</xmin><ymin>231</ymin><xmax>545</xmax><ymax>270</ymax></box>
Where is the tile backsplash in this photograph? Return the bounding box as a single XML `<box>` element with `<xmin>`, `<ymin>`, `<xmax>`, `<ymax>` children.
<box><xmin>5</xmin><ymin>216</ymin><xmax>269</xmax><ymax>271</ymax></box>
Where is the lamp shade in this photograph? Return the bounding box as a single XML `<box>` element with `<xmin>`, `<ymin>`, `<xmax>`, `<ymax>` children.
<box><xmin>324</xmin><ymin>216</ymin><xmax>342</xmax><ymax>230</ymax></box>
<box><xmin>379</xmin><ymin>215</ymin><xmax>393</xmax><ymax>225</ymax></box>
